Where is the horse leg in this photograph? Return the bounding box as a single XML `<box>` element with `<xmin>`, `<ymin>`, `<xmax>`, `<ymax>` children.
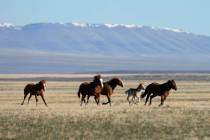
<box><xmin>86</xmin><ymin>95</ymin><xmax>90</xmax><ymax>105</ymax></box>
<box><xmin>97</xmin><ymin>96</ymin><xmax>100</xmax><ymax>105</ymax></box>
<box><xmin>94</xmin><ymin>96</ymin><xmax>100</xmax><ymax>105</ymax></box>
<box><xmin>35</xmin><ymin>94</ymin><xmax>38</xmax><ymax>106</ymax></box>
<box><xmin>136</xmin><ymin>95</ymin><xmax>140</xmax><ymax>103</ymax></box>
<box><xmin>133</xmin><ymin>94</ymin><xmax>139</xmax><ymax>104</ymax></box>
<box><xmin>159</xmin><ymin>95</ymin><xmax>165</xmax><ymax>107</ymax></box>
<box><xmin>94</xmin><ymin>96</ymin><xmax>97</xmax><ymax>104</ymax></box>
<box><xmin>149</xmin><ymin>94</ymin><xmax>156</xmax><ymax>105</ymax></box>
<box><xmin>21</xmin><ymin>92</ymin><xmax>28</xmax><ymax>105</ymax></box>
<box><xmin>28</xmin><ymin>94</ymin><xmax>32</xmax><ymax>104</ymax></box>
<box><xmin>127</xmin><ymin>95</ymin><xmax>131</xmax><ymax>105</ymax></box>
<box><xmin>102</xmin><ymin>95</ymin><xmax>111</xmax><ymax>106</ymax></box>
<box><xmin>107</xmin><ymin>95</ymin><xmax>111</xmax><ymax>106</ymax></box>
<box><xmin>132</xmin><ymin>95</ymin><xmax>135</xmax><ymax>104</ymax></box>
<box><xmin>145</xmin><ymin>93</ymin><xmax>151</xmax><ymax>105</ymax></box>
<box><xmin>161</xmin><ymin>96</ymin><xmax>167</xmax><ymax>106</ymax></box>
<box><xmin>40</xmin><ymin>94</ymin><xmax>48</xmax><ymax>107</ymax></box>
<box><xmin>134</xmin><ymin>94</ymin><xmax>139</xmax><ymax>104</ymax></box>
<box><xmin>83</xmin><ymin>96</ymin><xmax>86</xmax><ymax>105</ymax></box>
<box><xmin>81</xmin><ymin>95</ymin><xmax>86</xmax><ymax>106</ymax></box>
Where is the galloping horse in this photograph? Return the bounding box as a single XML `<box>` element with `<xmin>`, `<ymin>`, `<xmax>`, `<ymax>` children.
<box><xmin>101</xmin><ymin>78</ymin><xmax>123</xmax><ymax>106</ymax></box>
<box><xmin>21</xmin><ymin>80</ymin><xmax>48</xmax><ymax>106</ymax></box>
<box><xmin>77</xmin><ymin>75</ymin><xmax>103</xmax><ymax>106</ymax></box>
<box><xmin>141</xmin><ymin>80</ymin><xmax>177</xmax><ymax>106</ymax></box>
<box><xmin>125</xmin><ymin>83</ymin><xmax>144</xmax><ymax>104</ymax></box>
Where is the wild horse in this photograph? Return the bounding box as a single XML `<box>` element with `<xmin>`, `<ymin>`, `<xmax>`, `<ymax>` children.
<box><xmin>141</xmin><ymin>80</ymin><xmax>177</xmax><ymax>106</ymax></box>
<box><xmin>125</xmin><ymin>83</ymin><xmax>144</xmax><ymax>105</ymax></box>
<box><xmin>21</xmin><ymin>80</ymin><xmax>48</xmax><ymax>106</ymax></box>
<box><xmin>77</xmin><ymin>75</ymin><xmax>104</xmax><ymax>106</ymax></box>
<box><xmin>101</xmin><ymin>78</ymin><xmax>123</xmax><ymax>106</ymax></box>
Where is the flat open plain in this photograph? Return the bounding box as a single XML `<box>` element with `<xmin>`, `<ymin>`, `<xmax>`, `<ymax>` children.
<box><xmin>0</xmin><ymin>73</ymin><xmax>210</xmax><ymax>140</ymax></box>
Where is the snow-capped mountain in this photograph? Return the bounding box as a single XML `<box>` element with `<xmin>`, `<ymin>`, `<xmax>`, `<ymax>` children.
<box><xmin>0</xmin><ymin>22</ymin><xmax>210</xmax><ymax>73</ymax></box>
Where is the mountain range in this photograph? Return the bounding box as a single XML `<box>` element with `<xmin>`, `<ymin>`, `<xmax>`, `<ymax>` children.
<box><xmin>0</xmin><ymin>22</ymin><xmax>210</xmax><ymax>73</ymax></box>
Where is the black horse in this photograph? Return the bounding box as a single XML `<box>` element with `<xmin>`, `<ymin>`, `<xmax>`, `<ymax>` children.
<box><xmin>141</xmin><ymin>80</ymin><xmax>177</xmax><ymax>106</ymax></box>
<box><xmin>21</xmin><ymin>80</ymin><xmax>48</xmax><ymax>106</ymax></box>
<box><xmin>77</xmin><ymin>75</ymin><xmax>104</xmax><ymax>106</ymax></box>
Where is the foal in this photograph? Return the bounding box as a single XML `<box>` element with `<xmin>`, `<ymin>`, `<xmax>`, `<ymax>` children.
<box><xmin>21</xmin><ymin>80</ymin><xmax>48</xmax><ymax>106</ymax></box>
<box><xmin>125</xmin><ymin>83</ymin><xmax>144</xmax><ymax>104</ymax></box>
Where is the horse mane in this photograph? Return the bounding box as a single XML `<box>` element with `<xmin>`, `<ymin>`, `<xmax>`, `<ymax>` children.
<box><xmin>106</xmin><ymin>77</ymin><xmax>123</xmax><ymax>90</ymax></box>
<box><xmin>35</xmin><ymin>80</ymin><xmax>46</xmax><ymax>91</ymax></box>
<box><xmin>93</xmin><ymin>74</ymin><xmax>102</xmax><ymax>81</ymax></box>
<box><xmin>161</xmin><ymin>80</ymin><xmax>174</xmax><ymax>91</ymax></box>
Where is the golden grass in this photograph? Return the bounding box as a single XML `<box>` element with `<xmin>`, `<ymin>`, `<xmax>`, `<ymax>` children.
<box><xmin>0</xmin><ymin>74</ymin><xmax>210</xmax><ymax>140</ymax></box>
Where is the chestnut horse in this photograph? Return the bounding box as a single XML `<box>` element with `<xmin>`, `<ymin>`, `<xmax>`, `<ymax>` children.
<box><xmin>141</xmin><ymin>80</ymin><xmax>177</xmax><ymax>106</ymax></box>
<box><xmin>101</xmin><ymin>78</ymin><xmax>123</xmax><ymax>106</ymax></box>
<box><xmin>77</xmin><ymin>75</ymin><xmax>103</xmax><ymax>106</ymax></box>
<box><xmin>21</xmin><ymin>80</ymin><xmax>48</xmax><ymax>106</ymax></box>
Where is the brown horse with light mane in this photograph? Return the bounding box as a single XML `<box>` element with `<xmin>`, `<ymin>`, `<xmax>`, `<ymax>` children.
<box><xmin>101</xmin><ymin>77</ymin><xmax>123</xmax><ymax>106</ymax></box>
<box><xmin>21</xmin><ymin>80</ymin><xmax>48</xmax><ymax>106</ymax></box>
<box><xmin>77</xmin><ymin>75</ymin><xmax>104</xmax><ymax>106</ymax></box>
<box><xmin>141</xmin><ymin>80</ymin><xmax>177</xmax><ymax>106</ymax></box>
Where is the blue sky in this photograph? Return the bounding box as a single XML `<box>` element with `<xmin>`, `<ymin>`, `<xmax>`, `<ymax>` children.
<box><xmin>0</xmin><ymin>0</ymin><xmax>210</xmax><ymax>36</ymax></box>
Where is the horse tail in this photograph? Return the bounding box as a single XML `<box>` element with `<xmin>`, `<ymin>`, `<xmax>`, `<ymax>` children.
<box><xmin>140</xmin><ymin>92</ymin><xmax>147</xmax><ymax>99</ymax></box>
<box><xmin>77</xmin><ymin>84</ymin><xmax>83</xmax><ymax>98</ymax></box>
<box><xmin>125</xmin><ymin>89</ymin><xmax>129</xmax><ymax>94</ymax></box>
<box><xmin>77</xmin><ymin>87</ymin><xmax>81</xmax><ymax>98</ymax></box>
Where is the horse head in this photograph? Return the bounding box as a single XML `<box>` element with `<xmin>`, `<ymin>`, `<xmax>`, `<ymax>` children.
<box><xmin>109</xmin><ymin>77</ymin><xmax>123</xmax><ymax>88</ymax></box>
<box><xmin>169</xmin><ymin>80</ymin><xmax>177</xmax><ymax>91</ymax></box>
<box><xmin>38</xmin><ymin>80</ymin><xmax>47</xmax><ymax>91</ymax></box>
<box><xmin>114</xmin><ymin>77</ymin><xmax>123</xmax><ymax>87</ymax></box>
<box><xmin>137</xmin><ymin>83</ymin><xmax>144</xmax><ymax>91</ymax></box>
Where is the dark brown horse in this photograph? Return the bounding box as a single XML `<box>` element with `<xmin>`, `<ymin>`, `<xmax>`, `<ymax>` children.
<box><xmin>101</xmin><ymin>78</ymin><xmax>123</xmax><ymax>106</ymax></box>
<box><xmin>77</xmin><ymin>75</ymin><xmax>104</xmax><ymax>106</ymax></box>
<box><xmin>141</xmin><ymin>80</ymin><xmax>177</xmax><ymax>106</ymax></box>
<box><xmin>21</xmin><ymin>80</ymin><xmax>48</xmax><ymax>106</ymax></box>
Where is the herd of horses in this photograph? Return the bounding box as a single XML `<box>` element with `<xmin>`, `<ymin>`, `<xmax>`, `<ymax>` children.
<box><xmin>20</xmin><ymin>75</ymin><xmax>177</xmax><ymax>107</ymax></box>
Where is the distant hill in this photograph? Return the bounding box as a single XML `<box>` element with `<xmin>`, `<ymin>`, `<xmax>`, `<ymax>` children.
<box><xmin>0</xmin><ymin>22</ymin><xmax>210</xmax><ymax>73</ymax></box>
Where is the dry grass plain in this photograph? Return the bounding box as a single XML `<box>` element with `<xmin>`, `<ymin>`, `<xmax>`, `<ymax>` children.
<box><xmin>0</xmin><ymin>73</ymin><xmax>210</xmax><ymax>140</ymax></box>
